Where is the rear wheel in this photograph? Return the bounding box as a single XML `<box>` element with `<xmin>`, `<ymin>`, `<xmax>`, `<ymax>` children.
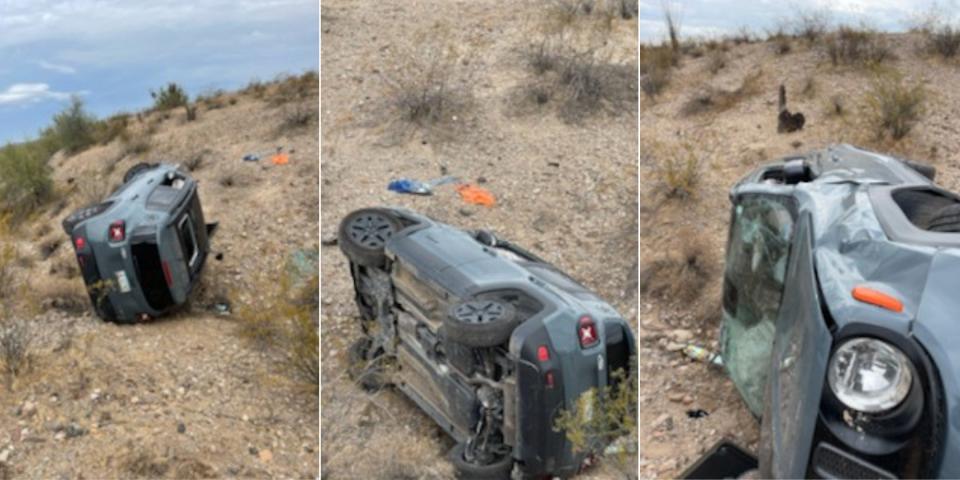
<box><xmin>338</xmin><ymin>209</ymin><xmax>401</xmax><ymax>268</ymax></box>
<box><xmin>444</xmin><ymin>298</ymin><xmax>518</xmax><ymax>348</ymax></box>
<box><xmin>924</xmin><ymin>204</ymin><xmax>960</xmax><ymax>233</ymax></box>
<box><xmin>123</xmin><ymin>162</ymin><xmax>159</xmax><ymax>184</ymax></box>
<box><xmin>448</xmin><ymin>443</ymin><xmax>513</xmax><ymax>480</ymax></box>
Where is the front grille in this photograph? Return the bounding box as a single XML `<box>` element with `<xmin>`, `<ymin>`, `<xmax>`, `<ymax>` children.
<box><xmin>811</xmin><ymin>443</ymin><xmax>896</xmax><ymax>480</ymax></box>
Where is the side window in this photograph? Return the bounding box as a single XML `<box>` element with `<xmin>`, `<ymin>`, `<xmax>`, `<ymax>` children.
<box><xmin>178</xmin><ymin>214</ymin><xmax>199</xmax><ymax>269</ymax></box>
<box><xmin>720</xmin><ymin>195</ymin><xmax>795</xmax><ymax>416</ymax></box>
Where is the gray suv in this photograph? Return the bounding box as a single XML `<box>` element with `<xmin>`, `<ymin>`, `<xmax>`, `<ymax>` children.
<box><xmin>339</xmin><ymin>207</ymin><xmax>636</xmax><ymax>479</ymax></box>
<box><xmin>62</xmin><ymin>163</ymin><xmax>212</xmax><ymax>323</ymax></box>
<box><xmin>707</xmin><ymin>145</ymin><xmax>960</xmax><ymax>478</ymax></box>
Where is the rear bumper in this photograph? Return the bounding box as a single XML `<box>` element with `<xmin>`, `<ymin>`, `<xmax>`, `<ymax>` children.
<box><xmin>514</xmin><ymin>318</ymin><xmax>636</xmax><ymax>477</ymax></box>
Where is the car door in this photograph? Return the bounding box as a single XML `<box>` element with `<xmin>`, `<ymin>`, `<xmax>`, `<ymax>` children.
<box><xmin>756</xmin><ymin>211</ymin><xmax>832</xmax><ymax>478</ymax></box>
<box><xmin>720</xmin><ymin>193</ymin><xmax>797</xmax><ymax>417</ymax></box>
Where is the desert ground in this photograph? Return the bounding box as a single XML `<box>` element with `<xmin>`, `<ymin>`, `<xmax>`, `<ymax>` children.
<box><xmin>639</xmin><ymin>25</ymin><xmax>960</xmax><ymax>478</ymax></box>
<box><xmin>320</xmin><ymin>0</ymin><xmax>638</xmax><ymax>478</ymax></box>
<box><xmin>0</xmin><ymin>77</ymin><xmax>319</xmax><ymax>478</ymax></box>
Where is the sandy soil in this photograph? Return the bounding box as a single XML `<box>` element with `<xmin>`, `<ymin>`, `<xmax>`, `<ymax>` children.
<box><xmin>320</xmin><ymin>1</ymin><xmax>637</xmax><ymax>478</ymax></box>
<box><xmin>0</xmin><ymin>80</ymin><xmax>319</xmax><ymax>479</ymax></box>
<box><xmin>638</xmin><ymin>32</ymin><xmax>960</xmax><ymax>478</ymax></box>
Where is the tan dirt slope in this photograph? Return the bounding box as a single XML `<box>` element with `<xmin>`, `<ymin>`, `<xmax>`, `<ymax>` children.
<box><xmin>0</xmin><ymin>80</ymin><xmax>319</xmax><ymax>479</ymax></box>
<box><xmin>639</xmin><ymin>32</ymin><xmax>960</xmax><ymax>478</ymax></box>
<box><xmin>321</xmin><ymin>1</ymin><xmax>637</xmax><ymax>478</ymax></box>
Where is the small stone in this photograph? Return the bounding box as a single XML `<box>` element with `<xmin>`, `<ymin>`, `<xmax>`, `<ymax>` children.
<box><xmin>669</xmin><ymin>329</ymin><xmax>694</xmax><ymax>343</ymax></box>
<box><xmin>654</xmin><ymin>413</ymin><xmax>673</xmax><ymax>431</ymax></box>
<box><xmin>131</xmin><ymin>396</ymin><xmax>140</xmax><ymax>405</ymax></box>
<box><xmin>177</xmin><ymin>422</ymin><xmax>186</xmax><ymax>434</ymax></box>
<box><xmin>258</xmin><ymin>449</ymin><xmax>273</xmax><ymax>463</ymax></box>
<box><xmin>458</xmin><ymin>208</ymin><xmax>474</xmax><ymax>217</ymax></box>
<box><xmin>248</xmin><ymin>446</ymin><xmax>258</xmax><ymax>455</ymax></box>
<box><xmin>321</xmin><ymin>235</ymin><xmax>338</xmax><ymax>246</ymax></box>
<box><xmin>665</xmin><ymin>342</ymin><xmax>685</xmax><ymax>352</ymax></box>
<box><xmin>64</xmin><ymin>423</ymin><xmax>87</xmax><ymax>439</ymax></box>
<box><xmin>22</xmin><ymin>402</ymin><xmax>36</xmax><ymax>418</ymax></box>
<box><xmin>668</xmin><ymin>393</ymin><xmax>684</xmax><ymax>403</ymax></box>
<box><xmin>683</xmin><ymin>395</ymin><xmax>694</xmax><ymax>405</ymax></box>
<box><xmin>0</xmin><ymin>448</ymin><xmax>11</xmax><ymax>463</ymax></box>
<box><xmin>54</xmin><ymin>432</ymin><xmax>66</xmax><ymax>441</ymax></box>
<box><xmin>242</xmin><ymin>415</ymin><xmax>250</xmax><ymax>423</ymax></box>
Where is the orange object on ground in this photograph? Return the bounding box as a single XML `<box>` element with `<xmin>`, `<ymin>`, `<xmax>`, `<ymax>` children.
<box><xmin>271</xmin><ymin>153</ymin><xmax>289</xmax><ymax>165</ymax></box>
<box><xmin>852</xmin><ymin>286</ymin><xmax>903</xmax><ymax>313</ymax></box>
<box><xmin>456</xmin><ymin>184</ymin><xmax>496</xmax><ymax>207</ymax></box>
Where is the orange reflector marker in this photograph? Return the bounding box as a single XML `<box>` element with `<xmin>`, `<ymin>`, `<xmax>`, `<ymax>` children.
<box><xmin>852</xmin><ymin>286</ymin><xmax>903</xmax><ymax>313</ymax></box>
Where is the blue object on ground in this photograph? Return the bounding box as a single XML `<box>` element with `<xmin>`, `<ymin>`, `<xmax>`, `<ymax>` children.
<box><xmin>388</xmin><ymin>178</ymin><xmax>433</xmax><ymax>195</ymax></box>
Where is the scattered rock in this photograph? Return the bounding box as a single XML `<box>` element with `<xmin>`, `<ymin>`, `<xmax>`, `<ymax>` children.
<box><xmin>654</xmin><ymin>413</ymin><xmax>673</xmax><ymax>431</ymax></box>
<box><xmin>668</xmin><ymin>329</ymin><xmax>694</xmax><ymax>343</ymax></box>
<box><xmin>258</xmin><ymin>449</ymin><xmax>273</xmax><ymax>463</ymax></box>
<box><xmin>321</xmin><ymin>235</ymin><xmax>338</xmax><ymax>246</ymax></box>
<box><xmin>64</xmin><ymin>423</ymin><xmax>87</xmax><ymax>439</ymax></box>
<box><xmin>668</xmin><ymin>393</ymin><xmax>684</xmax><ymax>403</ymax></box>
<box><xmin>177</xmin><ymin>422</ymin><xmax>186</xmax><ymax>434</ymax></box>
<box><xmin>21</xmin><ymin>401</ymin><xmax>36</xmax><ymax>418</ymax></box>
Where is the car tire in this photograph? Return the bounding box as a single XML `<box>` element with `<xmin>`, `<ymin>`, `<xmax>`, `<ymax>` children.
<box><xmin>448</xmin><ymin>443</ymin><xmax>513</xmax><ymax>480</ymax></box>
<box><xmin>347</xmin><ymin>337</ymin><xmax>387</xmax><ymax>392</ymax></box>
<box><xmin>444</xmin><ymin>298</ymin><xmax>518</xmax><ymax>348</ymax></box>
<box><xmin>924</xmin><ymin>203</ymin><xmax>960</xmax><ymax>233</ymax></box>
<box><xmin>123</xmin><ymin>162</ymin><xmax>158</xmax><ymax>184</ymax></box>
<box><xmin>338</xmin><ymin>208</ymin><xmax>401</xmax><ymax>268</ymax></box>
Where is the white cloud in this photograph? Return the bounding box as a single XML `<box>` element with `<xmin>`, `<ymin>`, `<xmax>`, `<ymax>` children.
<box><xmin>36</xmin><ymin>60</ymin><xmax>76</xmax><ymax>74</ymax></box>
<box><xmin>0</xmin><ymin>83</ymin><xmax>72</xmax><ymax>105</ymax></box>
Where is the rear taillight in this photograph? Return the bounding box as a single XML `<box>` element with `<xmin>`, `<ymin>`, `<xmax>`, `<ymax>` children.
<box><xmin>108</xmin><ymin>220</ymin><xmax>125</xmax><ymax>242</ymax></box>
<box><xmin>577</xmin><ymin>315</ymin><xmax>598</xmax><ymax>348</ymax></box>
<box><xmin>161</xmin><ymin>261</ymin><xmax>173</xmax><ymax>287</ymax></box>
<box><xmin>537</xmin><ymin>345</ymin><xmax>550</xmax><ymax>362</ymax></box>
<box><xmin>74</xmin><ymin>236</ymin><xmax>86</xmax><ymax>250</ymax></box>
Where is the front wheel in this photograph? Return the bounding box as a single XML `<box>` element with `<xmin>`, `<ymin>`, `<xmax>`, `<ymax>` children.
<box><xmin>448</xmin><ymin>443</ymin><xmax>513</xmax><ymax>480</ymax></box>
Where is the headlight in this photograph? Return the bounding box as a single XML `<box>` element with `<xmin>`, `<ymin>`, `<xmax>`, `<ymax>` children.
<box><xmin>827</xmin><ymin>337</ymin><xmax>913</xmax><ymax>413</ymax></box>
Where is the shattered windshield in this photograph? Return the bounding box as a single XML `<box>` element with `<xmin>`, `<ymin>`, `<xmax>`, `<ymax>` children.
<box><xmin>721</xmin><ymin>195</ymin><xmax>795</xmax><ymax>416</ymax></box>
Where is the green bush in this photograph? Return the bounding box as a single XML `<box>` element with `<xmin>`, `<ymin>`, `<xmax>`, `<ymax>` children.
<box><xmin>150</xmin><ymin>83</ymin><xmax>189</xmax><ymax>110</ymax></box>
<box><xmin>866</xmin><ymin>70</ymin><xmax>925</xmax><ymax>140</ymax></box>
<box><xmin>50</xmin><ymin>96</ymin><xmax>97</xmax><ymax>155</ymax></box>
<box><xmin>0</xmin><ymin>140</ymin><xmax>56</xmax><ymax>222</ymax></box>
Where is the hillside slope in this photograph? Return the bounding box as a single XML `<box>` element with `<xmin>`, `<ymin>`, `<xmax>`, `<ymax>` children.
<box><xmin>0</xmin><ymin>78</ymin><xmax>319</xmax><ymax>479</ymax></box>
<box><xmin>639</xmin><ymin>31</ymin><xmax>960</xmax><ymax>478</ymax></box>
<box><xmin>321</xmin><ymin>1</ymin><xmax>638</xmax><ymax>478</ymax></box>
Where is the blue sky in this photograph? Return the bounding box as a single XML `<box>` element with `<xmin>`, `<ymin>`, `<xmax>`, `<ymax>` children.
<box><xmin>640</xmin><ymin>0</ymin><xmax>958</xmax><ymax>43</ymax></box>
<box><xmin>0</xmin><ymin>0</ymin><xmax>318</xmax><ymax>144</ymax></box>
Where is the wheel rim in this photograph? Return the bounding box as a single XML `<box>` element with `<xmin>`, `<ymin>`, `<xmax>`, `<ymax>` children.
<box><xmin>454</xmin><ymin>300</ymin><xmax>505</xmax><ymax>324</ymax></box>
<box><xmin>347</xmin><ymin>213</ymin><xmax>395</xmax><ymax>249</ymax></box>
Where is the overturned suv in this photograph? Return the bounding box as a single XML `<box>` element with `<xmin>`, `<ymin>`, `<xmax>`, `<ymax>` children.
<box><xmin>339</xmin><ymin>207</ymin><xmax>636</xmax><ymax>479</ymax></box>
<box><xmin>62</xmin><ymin>163</ymin><xmax>211</xmax><ymax>323</ymax></box>
<box><xmin>712</xmin><ymin>145</ymin><xmax>960</xmax><ymax>478</ymax></box>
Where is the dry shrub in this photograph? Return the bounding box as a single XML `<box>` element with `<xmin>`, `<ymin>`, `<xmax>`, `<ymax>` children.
<box><xmin>280</xmin><ymin>102</ymin><xmax>318</xmax><ymax>132</ymax></box>
<box><xmin>185</xmin><ymin>104</ymin><xmax>197</xmax><ymax>122</ymax></box>
<box><xmin>34</xmin><ymin>277</ymin><xmax>89</xmax><ymax>314</ymax></box>
<box><xmin>825</xmin><ymin>26</ymin><xmax>891</xmax><ymax>66</ymax></box>
<box><xmin>791</xmin><ymin>9</ymin><xmax>829</xmax><ymax>44</ymax></box>
<box><xmin>120</xmin><ymin>130</ymin><xmax>151</xmax><ymax>157</ymax></box>
<box><xmin>731</xmin><ymin>27</ymin><xmax>753</xmax><ymax>45</ymax></box>
<box><xmin>640</xmin><ymin>45</ymin><xmax>677</xmax><ymax>98</ymax></box>
<box><xmin>707</xmin><ymin>50</ymin><xmax>726</xmax><ymax>74</ymax></box>
<box><xmin>270</xmin><ymin>71</ymin><xmax>319</xmax><ymax>105</ymax></box>
<box><xmin>122</xmin><ymin>452</ymin><xmax>169</xmax><ymax>478</ymax></box>
<box><xmin>801</xmin><ymin>76</ymin><xmax>817</xmax><ymax>98</ymax></box>
<box><xmin>243</xmin><ymin>79</ymin><xmax>267</xmax><ymax>99</ymax></box>
<box><xmin>378</xmin><ymin>25</ymin><xmax>474</xmax><ymax>142</ymax></box>
<box><xmin>866</xmin><ymin>70</ymin><xmax>926</xmax><ymax>140</ymax></box>
<box><xmin>640</xmin><ymin>233</ymin><xmax>715</xmax><ymax>303</ymax></box>
<box><xmin>826</xmin><ymin>94</ymin><xmax>845</xmax><ymax>116</ymax></box>
<box><xmin>95</xmin><ymin>113</ymin><xmax>130</xmax><ymax>145</ymax></box>
<box><xmin>681</xmin><ymin>70</ymin><xmax>763</xmax><ymax>116</ymax></box>
<box><xmin>926</xmin><ymin>24</ymin><xmax>960</xmax><ymax>58</ymax></box>
<box><xmin>657</xmin><ymin>143</ymin><xmax>701</xmax><ymax>199</ymax></box>
<box><xmin>74</xmin><ymin>175</ymin><xmax>111</xmax><ymax>207</ymax></box>
<box><xmin>517</xmin><ymin>42</ymin><xmax>636</xmax><ymax>120</ymax></box>
<box><xmin>235</xmin><ymin>249</ymin><xmax>318</xmax><ymax>392</ymax></box>
<box><xmin>0</xmin><ymin>320</ymin><xmax>33</xmax><ymax>380</ymax></box>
